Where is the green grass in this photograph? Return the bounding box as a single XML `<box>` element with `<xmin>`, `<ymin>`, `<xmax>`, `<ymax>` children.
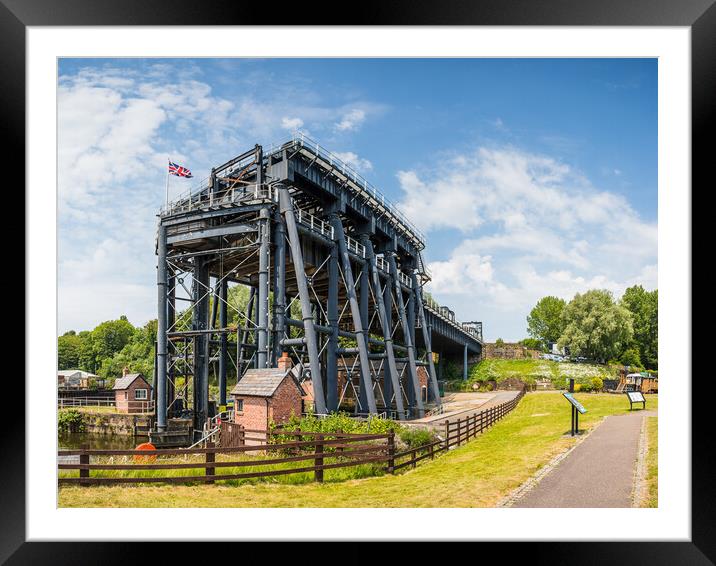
<box><xmin>58</xmin><ymin>392</ymin><xmax>657</xmax><ymax>508</ymax></box>
<box><xmin>644</xmin><ymin>416</ymin><xmax>658</xmax><ymax>507</ymax></box>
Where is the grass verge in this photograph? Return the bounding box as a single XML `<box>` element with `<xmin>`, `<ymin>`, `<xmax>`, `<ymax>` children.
<box><xmin>644</xmin><ymin>416</ymin><xmax>658</xmax><ymax>507</ymax></box>
<box><xmin>58</xmin><ymin>392</ymin><xmax>657</xmax><ymax>508</ymax></box>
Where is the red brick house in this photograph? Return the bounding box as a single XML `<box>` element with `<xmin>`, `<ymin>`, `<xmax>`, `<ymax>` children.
<box><xmin>230</xmin><ymin>354</ymin><xmax>304</xmax><ymax>430</ymax></box>
<box><xmin>113</xmin><ymin>370</ymin><xmax>153</xmax><ymax>413</ymax></box>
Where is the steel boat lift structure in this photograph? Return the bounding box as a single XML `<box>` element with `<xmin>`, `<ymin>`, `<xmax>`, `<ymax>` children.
<box><xmin>154</xmin><ymin>134</ymin><xmax>483</xmax><ymax>433</ymax></box>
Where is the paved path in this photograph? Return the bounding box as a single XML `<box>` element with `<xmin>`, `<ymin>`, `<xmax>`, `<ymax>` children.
<box><xmin>412</xmin><ymin>391</ymin><xmax>521</xmax><ymax>428</ymax></box>
<box><xmin>512</xmin><ymin>410</ymin><xmax>657</xmax><ymax>508</ymax></box>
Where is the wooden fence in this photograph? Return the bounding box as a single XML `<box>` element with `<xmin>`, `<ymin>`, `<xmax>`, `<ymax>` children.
<box><xmin>58</xmin><ymin>387</ymin><xmax>526</xmax><ymax>487</ymax></box>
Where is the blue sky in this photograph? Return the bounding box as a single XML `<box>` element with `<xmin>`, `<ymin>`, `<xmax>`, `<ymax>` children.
<box><xmin>57</xmin><ymin>58</ymin><xmax>657</xmax><ymax>341</ymax></box>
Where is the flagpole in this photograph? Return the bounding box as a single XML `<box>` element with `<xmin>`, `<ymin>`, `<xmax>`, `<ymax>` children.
<box><xmin>165</xmin><ymin>157</ymin><xmax>170</xmax><ymax>208</ymax></box>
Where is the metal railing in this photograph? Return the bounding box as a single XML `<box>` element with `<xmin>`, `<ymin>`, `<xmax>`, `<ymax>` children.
<box><xmin>289</xmin><ymin>132</ymin><xmax>426</xmax><ymax>248</ymax></box>
<box><xmin>423</xmin><ymin>296</ymin><xmax>483</xmax><ymax>342</ymax></box>
<box><xmin>58</xmin><ymin>397</ymin><xmax>116</xmax><ymax>409</ymax></box>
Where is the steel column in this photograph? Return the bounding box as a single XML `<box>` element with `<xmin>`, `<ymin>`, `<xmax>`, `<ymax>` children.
<box><xmin>365</xmin><ymin>242</ymin><xmax>406</xmax><ymax>419</ymax></box>
<box><xmin>330</xmin><ymin>216</ymin><xmax>378</xmax><ymax>415</ymax></box>
<box><xmin>256</xmin><ymin>207</ymin><xmax>271</xmax><ymax>368</ymax></box>
<box><xmin>218</xmin><ymin>278</ymin><xmax>228</xmax><ymax>408</ymax></box>
<box><xmin>327</xmin><ymin>244</ymin><xmax>339</xmax><ymax>412</ymax></box>
<box><xmin>192</xmin><ymin>255</ymin><xmax>210</xmax><ymax>430</ymax></box>
<box><xmin>387</xmin><ymin>254</ymin><xmax>424</xmax><ymax>417</ymax></box>
<box><xmin>272</xmin><ymin>209</ymin><xmax>286</xmax><ymax>366</ymax></box>
<box><xmin>357</xmin><ymin>234</ymin><xmax>371</xmax><ymax>412</ymax></box>
<box><xmin>412</xmin><ymin>273</ymin><xmax>442</xmax><ymax>406</ymax></box>
<box><xmin>278</xmin><ymin>187</ymin><xmax>327</xmax><ymax>415</ymax></box>
<box><xmin>156</xmin><ymin>223</ymin><xmax>168</xmax><ymax>431</ymax></box>
<box><xmin>464</xmin><ymin>344</ymin><xmax>468</xmax><ymax>381</ymax></box>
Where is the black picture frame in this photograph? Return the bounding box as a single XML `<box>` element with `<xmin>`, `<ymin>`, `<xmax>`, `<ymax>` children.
<box><xmin>8</xmin><ymin>0</ymin><xmax>705</xmax><ymax>562</ymax></box>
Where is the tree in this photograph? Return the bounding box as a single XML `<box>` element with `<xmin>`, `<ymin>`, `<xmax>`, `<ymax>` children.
<box><xmin>558</xmin><ymin>290</ymin><xmax>633</xmax><ymax>363</ymax></box>
<box><xmin>99</xmin><ymin>319</ymin><xmax>157</xmax><ymax>381</ymax></box>
<box><xmin>91</xmin><ymin>316</ymin><xmax>136</xmax><ymax>361</ymax></box>
<box><xmin>620</xmin><ymin>285</ymin><xmax>658</xmax><ymax>369</ymax></box>
<box><xmin>58</xmin><ymin>332</ymin><xmax>82</xmax><ymax>369</ymax></box>
<box><xmin>527</xmin><ymin>296</ymin><xmax>567</xmax><ymax>345</ymax></box>
<box><xmin>495</xmin><ymin>338</ymin><xmax>505</xmax><ymax>347</ymax></box>
<box><xmin>619</xmin><ymin>347</ymin><xmax>643</xmax><ymax>368</ymax></box>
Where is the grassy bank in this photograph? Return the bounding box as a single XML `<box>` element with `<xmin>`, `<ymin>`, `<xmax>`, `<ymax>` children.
<box><xmin>644</xmin><ymin>416</ymin><xmax>658</xmax><ymax>507</ymax></box>
<box><xmin>59</xmin><ymin>392</ymin><xmax>657</xmax><ymax>508</ymax></box>
<box><xmin>454</xmin><ymin>358</ymin><xmax>617</xmax><ymax>391</ymax></box>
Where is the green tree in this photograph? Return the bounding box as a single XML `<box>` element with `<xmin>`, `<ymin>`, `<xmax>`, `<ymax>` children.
<box><xmin>495</xmin><ymin>338</ymin><xmax>505</xmax><ymax>347</ymax></box>
<box><xmin>91</xmin><ymin>316</ymin><xmax>136</xmax><ymax>361</ymax></box>
<box><xmin>558</xmin><ymin>290</ymin><xmax>634</xmax><ymax>363</ymax></box>
<box><xmin>100</xmin><ymin>319</ymin><xmax>157</xmax><ymax>381</ymax></box>
<box><xmin>619</xmin><ymin>347</ymin><xmax>643</xmax><ymax>368</ymax></box>
<box><xmin>58</xmin><ymin>331</ymin><xmax>83</xmax><ymax>369</ymax></box>
<box><xmin>620</xmin><ymin>285</ymin><xmax>658</xmax><ymax>369</ymax></box>
<box><xmin>527</xmin><ymin>296</ymin><xmax>567</xmax><ymax>344</ymax></box>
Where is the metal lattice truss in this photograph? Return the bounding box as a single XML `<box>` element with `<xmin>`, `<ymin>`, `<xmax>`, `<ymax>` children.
<box><xmin>154</xmin><ymin>140</ymin><xmax>481</xmax><ymax>432</ymax></box>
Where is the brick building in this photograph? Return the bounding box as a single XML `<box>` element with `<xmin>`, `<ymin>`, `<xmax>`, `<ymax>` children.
<box><xmin>113</xmin><ymin>369</ymin><xmax>153</xmax><ymax>413</ymax></box>
<box><xmin>230</xmin><ymin>353</ymin><xmax>305</xmax><ymax>430</ymax></box>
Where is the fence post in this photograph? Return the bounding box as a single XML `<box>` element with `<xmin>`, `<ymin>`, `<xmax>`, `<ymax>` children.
<box><xmin>412</xmin><ymin>448</ymin><xmax>417</xmax><ymax>469</ymax></box>
<box><xmin>387</xmin><ymin>430</ymin><xmax>395</xmax><ymax>474</ymax></box>
<box><xmin>79</xmin><ymin>443</ymin><xmax>89</xmax><ymax>486</ymax></box>
<box><xmin>457</xmin><ymin>418</ymin><xmax>462</xmax><ymax>446</ymax></box>
<box><xmin>239</xmin><ymin>425</ymin><xmax>245</xmax><ymax>447</ymax></box>
<box><xmin>337</xmin><ymin>428</ymin><xmax>344</xmax><ymax>454</ymax></box>
<box><xmin>206</xmin><ymin>441</ymin><xmax>215</xmax><ymax>484</ymax></box>
<box><xmin>444</xmin><ymin>420</ymin><xmax>450</xmax><ymax>450</ymax></box>
<box><xmin>314</xmin><ymin>433</ymin><xmax>324</xmax><ymax>483</ymax></box>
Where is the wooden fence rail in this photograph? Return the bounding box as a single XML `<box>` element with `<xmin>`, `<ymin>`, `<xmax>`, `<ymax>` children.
<box><xmin>59</xmin><ymin>387</ymin><xmax>527</xmax><ymax>486</ymax></box>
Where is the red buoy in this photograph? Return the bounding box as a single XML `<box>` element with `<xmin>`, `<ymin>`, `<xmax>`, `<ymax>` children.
<box><xmin>133</xmin><ymin>441</ymin><xmax>157</xmax><ymax>462</ymax></box>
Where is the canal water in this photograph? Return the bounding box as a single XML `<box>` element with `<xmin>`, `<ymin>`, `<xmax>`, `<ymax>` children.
<box><xmin>58</xmin><ymin>432</ymin><xmax>148</xmax><ymax>450</ymax></box>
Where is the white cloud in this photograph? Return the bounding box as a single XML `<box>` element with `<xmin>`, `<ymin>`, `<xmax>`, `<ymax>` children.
<box><xmin>406</xmin><ymin>145</ymin><xmax>657</xmax><ymax>340</ymax></box>
<box><xmin>57</xmin><ymin>64</ymin><xmax>386</xmax><ymax>333</ymax></box>
<box><xmin>281</xmin><ymin>116</ymin><xmax>304</xmax><ymax>130</ymax></box>
<box><xmin>333</xmin><ymin>151</ymin><xmax>373</xmax><ymax>173</ymax></box>
<box><xmin>335</xmin><ymin>108</ymin><xmax>366</xmax><ymax>132</ymax></box>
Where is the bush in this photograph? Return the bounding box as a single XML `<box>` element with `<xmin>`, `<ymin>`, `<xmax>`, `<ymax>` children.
<box><xmin>58</xmin><ymin>409</ymin><xmax>85</xmax><ymax>433</ymax></box>
<box><xmin>573</xmin><ymin>384</ymin><xmax>582</xmax><ymax>392</ymax></box>
<box><xmin>591</xmin><ymin>377</ymin><xmax>604</xmax><ymax>391</ymax></box>
<box><xmin>399</xmin><ymin>427</ymin><xmax>438</xmax><ymax>449</ymax></box>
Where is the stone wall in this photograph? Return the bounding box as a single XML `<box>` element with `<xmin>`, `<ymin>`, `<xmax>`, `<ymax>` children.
<box><xmin>482</xmin><ymin>343</ymin><xmax>540</xmax><ymax>360</ymax></box>
<box><xmin>78</xmin><ymin>411</ymin><xmax>153</xmax><ymax>436</ymax></box>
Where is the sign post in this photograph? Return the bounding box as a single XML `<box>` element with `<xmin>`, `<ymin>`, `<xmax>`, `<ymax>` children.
<box><xmin>626</xmin><ymin>391</ymin><xmax>646</xmax><ymax>411</ymax></box>
<box><xmin>563</xmin><ymin>392</ymin><xmax>587</xmax><ymax>436</ymax></box>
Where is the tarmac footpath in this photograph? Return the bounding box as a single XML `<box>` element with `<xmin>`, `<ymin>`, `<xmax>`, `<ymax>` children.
<box><xmin>511</xmin><ymin>410</ymin><xmax>657</xmax><ymax>508</ymax></box>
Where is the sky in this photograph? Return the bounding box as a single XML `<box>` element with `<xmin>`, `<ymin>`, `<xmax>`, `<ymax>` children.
<box><xmin>57</xmin><ymin>58</ymin><xmax>657</xmax><ymax>342</ymax></box>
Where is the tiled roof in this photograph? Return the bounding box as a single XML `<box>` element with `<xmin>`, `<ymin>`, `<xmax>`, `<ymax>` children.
<box><xmin>230</xmin><ymin>368</ymin><xmax>303</xmax><ymax>397</ymax></box>
<box><xmin>113</xmin><ymin>373</ymin><xmax>148</xmax><ymax>390</ymax></box>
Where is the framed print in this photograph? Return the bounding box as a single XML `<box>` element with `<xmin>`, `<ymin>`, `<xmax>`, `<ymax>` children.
<box><xmin>9</xmin><ymin>0</ymin><xmax>707</xmax><ymax>562</ymax></box>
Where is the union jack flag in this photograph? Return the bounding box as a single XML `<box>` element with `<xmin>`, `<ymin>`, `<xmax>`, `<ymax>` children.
<box><xmin>168</xmin><ymin>160</ymin><xmax>193</xmax><ymax>178</ymax></box>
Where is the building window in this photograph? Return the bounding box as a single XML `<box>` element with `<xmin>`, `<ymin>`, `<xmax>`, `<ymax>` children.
<box><xmin>124</xmin><ymin>391</ymin><xmax>128</xmax><ymax>400</ymax></box>
<box><xmin>135</xmin><ymin>388</ymin><xmax>147</xmax><ymax>400</ymax></box>
<box><xmin>236</xmin><ymin>399</ymin><xmax>244</xmax><ymax>413</ymax></box>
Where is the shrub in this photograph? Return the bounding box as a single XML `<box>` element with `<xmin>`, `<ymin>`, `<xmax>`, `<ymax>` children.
<box><xmin>591</xmin><ymin>377</ymin><xmax>604</xmax><ymax>391</ymax></box>
<box><xmin>58</xmin><ymin>409</ymin><xmax>85</xmax><ymax>433</ymax></box>
<box><xmin>399</xmin><ymin>427</ymin><xmax>438</xmax><ymax>449</ymax></box>
<box><xmin>573</xmin><ymin>384</ymin><xmax>582</xmax><ymax>392</ymax></box>
<box><xmin>579</xmin><ymin>383</ymin><xmax>592</xmax><ymax>393</ymax></box>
